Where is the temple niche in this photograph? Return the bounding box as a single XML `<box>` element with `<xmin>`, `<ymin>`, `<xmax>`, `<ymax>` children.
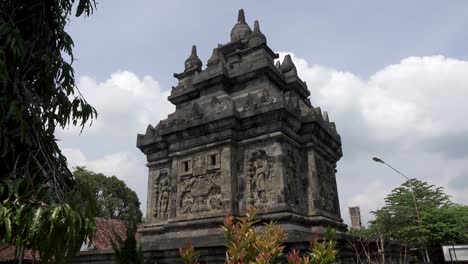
<box><xmin>136</xmin><ymin>9</ymin><xmax>344</xmax><ymax>262</ymax></box>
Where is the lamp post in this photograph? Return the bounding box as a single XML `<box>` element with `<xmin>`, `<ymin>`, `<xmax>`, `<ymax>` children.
<box><xmin>372</xmin><ymin>157</ymin><xmax>420</xmax><ymax>220</ymax></box>
<box><xmin>372</xmin><ymin>156</ymin><xmax>429</xmax><ymax>262</ymax></box>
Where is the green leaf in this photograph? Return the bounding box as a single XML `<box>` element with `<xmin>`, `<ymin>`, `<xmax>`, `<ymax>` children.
<box><xmin>4</xmin><ymin>218</ymin><xmax>12</xmax><ymax>241</ymax></box>
<box><xmin>75</xmin><ymin>0</ymin><xmax>87</xmax><ymax>17</ymax></box>
<box><xmin>30</xmin><ymin>207</ymin><xmax>43</xmax><ymax>239</ymax></box>
<box><xmin>14</xmin><ymin>178</ymin><xmax>24</xmax><ymax>198</ymax></box>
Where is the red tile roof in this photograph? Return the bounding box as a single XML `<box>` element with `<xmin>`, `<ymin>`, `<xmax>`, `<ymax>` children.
<box><xmin>0</xmin><ymin>245</ymin><xmax>38</xmax><ymax>263</ymax></box>
<box><xmin>91</xmin><ymin>217</ymin><xmax>142</xmax><ymax>250</ymax></box>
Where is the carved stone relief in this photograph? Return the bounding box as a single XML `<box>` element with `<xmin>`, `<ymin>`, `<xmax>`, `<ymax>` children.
<box><xmin>246</xmin><ymin>149</ymin><xmax>274</xmax><ymax>208</ymax></box>
<box><xmin>179</xmin><ymin>172</ymin><xmax>222</xmax><ymax>214</ymax></box>
<box><xmin>152</xmin><ymin>168</ymin><xmax>170</xmax><ymax>221</ymax></box>
<box><xmin>177</xmin><ymin>151</ymin><xmax>224</xmax><ymax>215</ymax></box>
<box><xmin>316</xmin><ymin>157</ymin><xmax>339</xmax><ymax>215</ymax></box>
<box><xmin>285</xmin><ymin>149</ymin><xmax>301</xmax><ymax>208</ymax></box>
<box><xmin>242</xmin><ymin>88</ymin><xmax>276</xmax><ymax>112</ymax></box>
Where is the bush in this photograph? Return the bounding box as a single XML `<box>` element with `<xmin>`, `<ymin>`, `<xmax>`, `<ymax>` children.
<box><xmin>179</xmin><ymin>208</ymin><xmax>338</xmax><ymax>264</ymax></box>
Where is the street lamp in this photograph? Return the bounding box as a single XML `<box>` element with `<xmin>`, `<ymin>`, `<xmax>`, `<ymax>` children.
<box><xmin>372</xmin><ymin>156</ymin><xmax>420</xmax><ymax>220</ymax></box>
<box><xmin>372</xmin><ymin>156</ymin><xmax>430</xmax><ymax>262</ymax></box>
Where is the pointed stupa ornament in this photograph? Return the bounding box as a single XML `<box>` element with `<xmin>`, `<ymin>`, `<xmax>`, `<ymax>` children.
<box><xmin>281</xmin><ymin>54</ymin><xmax>297</xmax><ymax>73</ymax></box>
<box><xmin>248</xmin><ymin>20</ymin><xmax>267</xmax><ymax>47</ymax></box>
<box><xmin>275</xmin><ymin>61</ymin><xmax>282</xmax><ymax>72</ymax></box>
<box><xmin>207</xmin><ymin>47</ymin><xmax>225</xmax><ymax>67</ymax></box>
<box><xmin>184</xmin><ymin>45</ymin><xmax>202</xmax><ymax>72</ymax></box>
<box><xmin>275</xmin><ymin>61</ymin><xmax>281</xmax><ymax>69</ymax></box>
<box><xmin>323</xmin><ymin>111</ymin><xmax>329</xmax><ymax>122</ymax></box>
<box><xmin>230</xmin><ymin>9</ymin><xmax>252</xmax><ymax>42</ymax></box>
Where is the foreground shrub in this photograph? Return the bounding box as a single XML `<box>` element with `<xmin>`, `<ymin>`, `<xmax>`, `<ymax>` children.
<box><xmin>288</xmin><ymin>227</ymin><xmax>338</xmax><ymax>264</ymax></box>
<box><xmin>223</xmin><ymin>208</ymin><xmax>287</xmax><ymax>264</ymax></box>
<box><xmin>179</xmin><ymin>208</ymin><xmax>338</xmax><ymax>264</ymax></box>
<box><xmin>179</xmin><ymin>242</ymin><xmax>200</xmax><ymax>264</ymax></box>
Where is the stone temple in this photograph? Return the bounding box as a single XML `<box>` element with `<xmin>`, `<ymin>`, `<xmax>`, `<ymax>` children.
<box><xmin>137</xmin><ymin>9</ymin><xmax>345</xmax><ymax>262</ymax></box>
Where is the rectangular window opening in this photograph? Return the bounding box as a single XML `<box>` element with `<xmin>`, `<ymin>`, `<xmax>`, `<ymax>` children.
<box><xmin>210</xmin><ymin>154</ymin><xmax>217</xmax><ymax>166</ymax></box>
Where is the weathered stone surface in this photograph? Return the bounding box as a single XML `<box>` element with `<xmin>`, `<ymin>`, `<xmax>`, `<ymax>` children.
<box><xmin>135</xmin><ymin>9</ymin><xmax>345</xmax><ymax>263</ymax></box>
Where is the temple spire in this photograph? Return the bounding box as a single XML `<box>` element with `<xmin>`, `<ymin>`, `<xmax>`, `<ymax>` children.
<box><xmin>238</xmin><ymin>9</ymin><xmax>246</xmax><ymax>23</ymax></box>
<box><xmin>191</xmin><ymin>45</ymin><xmax>197</xmax><ymax>56</ymax></box>
<box><xmin>254</xmin><ymin>20</ymin><xmax>260</xmax><ymax>32</ymax></box>
<box><xmin>248</xmin><ymin>20</ymin><xmax>266</xmax><ymax>47</ymax></box>
<box><xmin>207</xmin><ymin>47</ymin><xmax>225</xmax><ymax>67</ymax></box>
<box><xmin>281</xmin><ymin>54</ymin><xmax>297</xmax><ymax>73</ymax></box>
<box><xmin>230</xmin><ymin>9</ymin><xmax>252</xmax><ymax>42</ymax></box>
<box><xmin>184</xmin><ymin>45</ymin><xmax>202</xmax><ymax>72</ymax></box>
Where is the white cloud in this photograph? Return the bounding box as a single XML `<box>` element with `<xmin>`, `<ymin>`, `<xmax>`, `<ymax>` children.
<box><xmin>364</xmin><ymin>56</ymin><xmax>468</xmax><ymax>141</ymax></box>
<box><xmin>63</xmin><ymin>148</ymin><xmax>148</xmax><ymax>214</ymax></box>
<box><xmin>59</xmin><ymin>57</ymin><xmax>468</xmax><ymax>226</ymax></box>
<box><xmin>58</xmin><ymin>71</ymin><xmax>174</xmax><ymax>215</ymax></box>
<box><xmin>62</xmin><ymin>70</ymin><xmax>173</xmax><ymax>135</ymax></box>
<box><xmin>278</xmin><ymin>52</ymin><xmax>468</xmax><ymax>225</ymax></box>
<box><xmin>278</xmin><ymin>53</ymin><xmax>468</xmax><ymax>144</ymax></box>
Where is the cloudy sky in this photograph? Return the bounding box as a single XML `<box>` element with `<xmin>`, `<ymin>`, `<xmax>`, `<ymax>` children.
<box><xmin>58</xmin><ymin>0</ymin><xmax>468</xmax><ymax>225</ymax></box>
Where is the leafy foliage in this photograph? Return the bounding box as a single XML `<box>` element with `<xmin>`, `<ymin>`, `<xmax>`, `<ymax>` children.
<box><xmin>74</xmin><ymin>166</ymin><xmax>143</xmax><ymax>223</ymax></box>
<box><xmin>0</xmin><ymin>0</ymin><xmax>97</xmax><ymax>262</ymax></box>
<box><xmin>419</xmin><ymin>204</ymin><xmax>468</xmax><ymax>246</ymax></box>
<box><xmin>367</xmin><ymin>179</ymin><xmax>468</xmax><ymax>261</ymax></box>
<box><xmin>369</xmin><ymin>179</ymin><xmax>455</xmax><ymax>247</ymax></box>
<box><xmin>178</xmin><ymin>208</ymin><xmax>339</xmax><ymax>264</ymax></box>
<box><xmin>288</xmin><ymin>228</ymin><xmax>338</xmax><ymax>264</ymax></box>
<box><xmin>111</xmin><ymin>223</ymin><xmax>144</xmax><ymax>264</ymax></box>
<box><xmin>223</xmin><ymin>208</ymin><xmax>287</xmax><ymax>264</ymax></box>
<box><xmin>179</xmin><ymin>242</ymin><xmax>200</xmax><ymax>264</ymax></box>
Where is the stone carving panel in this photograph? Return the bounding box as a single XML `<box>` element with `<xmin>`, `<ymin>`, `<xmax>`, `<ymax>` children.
<box><xmin>178</xmin><ymin>172</ymin><xmax>222</xmax><ymax>214</ymax></box>
<box><xmin>177</xmin><ymin>151</ymin><xmax>223</xmax><ymax>215</ymax></box>
<box><xmin>285</xmin><ymin>149</ymin><xmax>301</xmax><ymax>208</ymax></box>
<box><xmin>246</xmin><ymin>149</ymin><xmax>275</xmax><ymax>209</ymax></box>
<box><xmin>241</xmin><ymin>88</ymin><xmax>276</xmax><ymax>112</ymax></box>
<box><xmin>316</xmin><ymin>157</ymin><xmax>339</xmax><ymax>215</ymax></box>
<box><xmin>152</xmin><ymin>168</ymin><xmax>170</xmax><ymax>221</ymax></box>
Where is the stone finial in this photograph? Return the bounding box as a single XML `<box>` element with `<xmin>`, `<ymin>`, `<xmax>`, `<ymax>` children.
<box><xmin>281</xmin><ymin>54</ymin><xmax>297</xmax><ymax>73</ymax></box>
<box><xmin>207</xmin><ymin>48</ymin><xmax>225</xmax><ymax>67</ymax></box>
<box><xmin>248</xmin><ymin>20</ymin><xmax>267</xmax><ymax>47</ymax></box>
<box><xmin>315</xmin><ymin>107</ymin><xmax>323</xmax><ymax>120</ymax></box>
<box><xmin>230</xmin><ymin>9</ymin><xmax>252</xmax><ymax>42</ymax></box>
<box><xmin>275</xmin><ymin>61</ymin><xmax>281</xmax><ymax>69</ymax></box>
<box><xmin>184</xmin><ymin>45</ymin><xmax>202</xmax><ymax>72</ymax></box>
<box><xmin>323</xmin><ymin>111</ymin><xmax>329</xmax><ymax>122</ymax></box>
<box><xmin>238</xmin><ymin>9</ymin><xmax>246</xmax><ymax>23</ymax></box>
<box><xmin>145</xmin><ymin>124</ymin><xmax>155</xmax><ymax>136</ymax></box>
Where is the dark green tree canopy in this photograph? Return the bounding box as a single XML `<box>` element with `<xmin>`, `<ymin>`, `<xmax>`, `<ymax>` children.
<box><xmin>74</xmin><ymin>167</ymin><xmax>143</xmax><ymax>223</ymax></box>
<box><xmin>0</xmin><ymin>0</ymin><xmax>97</xmax><ymax>262</ymax></box>
<box><xmin>369</xmin><ymin>179</ymin><xmax>468</xmax><ymax>248</ymax></box>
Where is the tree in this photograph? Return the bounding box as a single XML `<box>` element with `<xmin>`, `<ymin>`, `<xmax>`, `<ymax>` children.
<box><xmin>74</xmin><ymin>167</ymin><xmax>143</xmax><ymax>223</ymax></box>
<box><xmin>419</xmin><ymin>204</ymin><xmax>468</xmax><ymax>246</ymax></box>
<box><xmin>369</xmin><ymin>179</ymin><xmax>468</xmax><ymax>261</ymax></box>
<box><xmin>0</xmin><ymin>0</ymin><xmax>97</xmax><ymax>262</ymax></box>
<box><xmin>111</xmin><ymin>223</ymin><xmax>144</xmax><ymax>264</ymax></box>
<box><xmin>370</xmin><ymin>179</ymin><xmax>451</xmax><ymax>246</ymax></box>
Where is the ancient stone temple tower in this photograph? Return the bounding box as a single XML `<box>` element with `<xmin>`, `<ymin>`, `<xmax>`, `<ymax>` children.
<box><xmin>137</xmin><ymin>9</ymin><xmax>344</xmax><ymax>261</ymax></box>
